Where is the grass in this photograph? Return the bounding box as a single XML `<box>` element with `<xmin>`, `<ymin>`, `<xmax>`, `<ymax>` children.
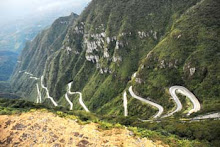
<box><xmin>5</xmin><ymin>0</ymin><xmax>220</xmax><ymax>146</ymax></box>
<box><xmin>1</xmin><ymin>98</ymin><xmax>218</xmax><ymax>146</ymax></box>
<box><xmin>127</xmin><ymin>127</ymin><xmax>207</xmax><ymax>147</ymax></box>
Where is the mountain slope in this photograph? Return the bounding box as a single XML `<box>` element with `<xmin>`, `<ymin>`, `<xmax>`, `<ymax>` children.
<box><xmin>0</xmin><ymin>7</ymin><xmax>85</xmax><ymax>53</ymax></box>
<box><xmin>0</xmin><ymin>110</ymin><xmax>165</xmax><ymax>147</ymax></box>
<box><xmin>0</xmin><ymin>51</ymin><xmax>18</xmax><ymax>81</ymax></box>
<box><xmin>11</xmin><ymin>13</ymin><xmax>78</xmax><ymax>98</ymax></box>
<box><xmin>11</xmin><ymin>0</ymin><xmax>219</xmax><ymax>119</ymax></box>
<box><xmin>132</xmin><ymin>0</ymin><xmax>220</xmax><ymax>115</ymax></box>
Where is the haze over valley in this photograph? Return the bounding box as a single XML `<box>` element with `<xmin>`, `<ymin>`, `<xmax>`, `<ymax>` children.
<box><xmin>0</xmin><ymin>0</ymin><xmax>219</xmax><ymax>146</ymax></box>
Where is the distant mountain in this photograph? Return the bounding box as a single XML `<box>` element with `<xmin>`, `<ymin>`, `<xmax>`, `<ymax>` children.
<box><xmin>0</xmin><ymin>9</ymin><xmax>82</xmax><ymax>53</ymax></box>
<box><xmin>0</xmin><ymin>51</ymin><xmax>18</xmax><ymax>81</ymax></box>
<box><xmin>7</xmin><ymin>0</ymin><xmax>220</xmax><ymax>146</ymax></box>
<box><xmin>0</xmin><ymin>8</ymin><xmax>82</xmax><ymax>82</ymax></box>
<box><xmin>0</xmin><ymin>22</ymin><xmax>40</xmax><ymax>53</ymax></box>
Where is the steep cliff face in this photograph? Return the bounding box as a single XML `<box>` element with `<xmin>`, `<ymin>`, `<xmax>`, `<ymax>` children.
<box><xmin>10</xmin><ymin>13</ymin><xmax>78</xmax><ymax>97</ymax></box>
<box><xmin>133</xmin><ymin>0</ymin><xmax>220</xmax><ymax>115</ymax></box>
<box><xmin>11</xmin><ymin>0</ymin><xmax>219</xmax><ymax>118</ymax></box>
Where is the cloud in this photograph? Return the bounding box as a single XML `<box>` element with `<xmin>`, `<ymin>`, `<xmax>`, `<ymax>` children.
<box><xmin>36</xmin><ymin>0</ymin><xmax>91</xmax><ymax>12</ymax></box>
<box><xmin>0</xmin><ymin>0</ymin><xmax>91</xmax><ymax>23</ymax></box>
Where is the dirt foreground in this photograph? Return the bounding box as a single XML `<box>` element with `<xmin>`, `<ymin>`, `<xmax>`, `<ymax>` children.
<box><xmin>0</xmin><ymin>110</ymin><xmax>166</xmax><ymax>147</ymax></box>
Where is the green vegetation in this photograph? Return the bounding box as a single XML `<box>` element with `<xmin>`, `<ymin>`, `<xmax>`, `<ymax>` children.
<box><xmin>0</xmin><ymin>98</ymin><xmax>45</xmax><ymax>115</ymax></box>
<box><xmin>134</xmin><ymin>0</ymin><xmax>220</xmax><ymax>114</ymax></box>
<box><xmin>97</xmin><ymin>115</ymin><xmax>220</xmax><ymax>146</ymax></box>
<box><xmin>1</xmin><ymin>98</ymin><xmax>219</xmax><ymax>146</ymax></box>
<box><xmin>0</xmin><ymin>81</ymin><xmax>12</xmax><ymax>93</ymax></box>
<box><xmin>8</xmin><ymin>1</ymin><xmax>220</xmax><ymax>146</ymax></box>
<box><xmin>10</xmin><ymin>0</ymin><xmax>219</xmax><ymax>120</ymax></box>
<box><xmin>10</xmin><ymin>13</ymin><xmax>79</xmax><ymax>102</ymax></box>
<box><xmin>128</xmin><ymin>127</ymin><xmax>207</xmax><ymax>147</ymax></box>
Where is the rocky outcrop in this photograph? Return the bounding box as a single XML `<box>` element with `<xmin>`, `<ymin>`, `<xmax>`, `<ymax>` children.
<box><xmin>0</xmin><ymin>111</ymin><xmax>164</xmax><ymax>147</ymax></box>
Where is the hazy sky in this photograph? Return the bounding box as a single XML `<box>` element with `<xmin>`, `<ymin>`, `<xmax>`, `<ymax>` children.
<box><xmin>0</xmin><ymin>0</ymin><xmax>91</xmax><ymax>23</ymax></box>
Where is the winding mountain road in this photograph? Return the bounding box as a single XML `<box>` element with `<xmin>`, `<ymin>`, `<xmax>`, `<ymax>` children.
<box><xmin>132</xmin><ymin>72</ymin><xmax>137</xmax><ymax>79</ymax></box>
<box><xmin>36</xmin><ymin>83</ymin><xmax>42</xmax><ymax>103</ymax></box>
<box><xmin>192</xmin><ymin>112</ymin><xmax>220</xmax><ymax>120</ymax></box>
<box><xmin>67</xmin><ymin>82</ymin><xmax>89</xmax><ymax>112</ymax></box>
<box><xmin>176</xmin><ymin>86</ymin><xmax>201</xmax><ymax>115</ymax></box>
<box><xmin>18</xmin><ymin>70</ymin><xmax>201</xmax><ymax>118</ymax></box>
<box><xmin>123</xmin><ymin>92</ymin><xmax>128</xmax><ymax>117</ymax></box>
<box><xmin>128</xmin><ymin>86</ymin><xmax>164</xmax><ymax>118</ymax></box>
<box><xmin>20</xmin><ymin>71</ymin><xmax>41</xmax><ymax>103</ymax></box>
<box><xmin>162</xmin><ymin>86</ymin><xmax>183</xmax><ymax>118</ymax></box>
<box><xmin>30</xmin><ymin>77</ymin><xmax>39</xmax><ymax>80</ymax></box>
<box><xmin>24</xmin><ymin>72</ymin><xmax>33</xmax><ymax>76</ymax></box>
<box><xmin>65</xmin><ymin>93</ymin><xmax>73</xmax><ymax>110</ymax></box>
<box><xmin>40</xmin><ymin>76</ymin><xmax>58</xmax><ymax>107</ymax></box>
<box><xmin>18</xmin><ymin>70</ymin><xmax>25</xmax><ymax>73</ymax></box>
<box><xmin>163</xmin><ymin>86</ymin><xmax>201</xmax><ymax>117</ymax></box>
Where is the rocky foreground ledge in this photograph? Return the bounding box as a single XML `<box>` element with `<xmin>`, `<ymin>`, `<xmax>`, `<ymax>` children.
<box><xmin>0</xmin><ymin>110</ymin><xmax>165</xmax><ymax>147</ymax></box>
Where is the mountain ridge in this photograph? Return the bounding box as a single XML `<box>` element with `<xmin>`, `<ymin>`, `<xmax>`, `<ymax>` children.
<box><xmin>10</xmin><ymin>0</ymin><xmax>220</xmax><ymax>119</ymax></box>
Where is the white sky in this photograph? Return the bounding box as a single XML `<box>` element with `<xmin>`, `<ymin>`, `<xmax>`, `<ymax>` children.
<box><xmin>0</xmin><ymin>0</ymin><xmax>91</xmax><ymax>23</ymax></box>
